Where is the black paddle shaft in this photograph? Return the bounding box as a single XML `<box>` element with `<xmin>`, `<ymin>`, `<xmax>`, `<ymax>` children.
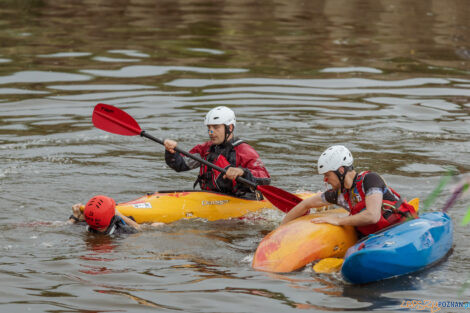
<box><xmin>140</xmin><ymin>131</ymin><xmax>258</xmax><ymax>189</ymax></box>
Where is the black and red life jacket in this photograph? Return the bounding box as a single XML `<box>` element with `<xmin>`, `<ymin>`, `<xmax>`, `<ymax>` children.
<box><xmin>195</xmin><ymin>139</ymin><xmax>244</xmax><ymax>193</ymax></box>
<box><xmin>343</xmin><ymin>171</ymin><xmax>418</xmax><ymax>236</ymax></box>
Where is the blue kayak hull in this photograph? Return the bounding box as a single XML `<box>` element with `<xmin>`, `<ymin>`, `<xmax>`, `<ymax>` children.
<box><xmin>341</xmin><ymin>212</ymin><xmax>453</xmax><ymax>284</ymax></box>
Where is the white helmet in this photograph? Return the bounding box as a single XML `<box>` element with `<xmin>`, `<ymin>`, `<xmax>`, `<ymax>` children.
<box><xmin>317</xmin><ymin>145</ymin><xmax>353</xmax><ymax>174</ymax></box>
<box><xmin>204</xmin><ymin>106</ymin><xmax>236</xmax><ymax>126</ymax></box>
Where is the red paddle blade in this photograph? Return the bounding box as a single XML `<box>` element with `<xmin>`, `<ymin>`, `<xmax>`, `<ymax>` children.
<box><xmin>257</xmin><ymin>185</ymin><xmax>303</xmax><ymax>213</ymax></box>
<box><xmin>92</xmin><ymin>103</ymin><xmax>142</xmax><ymax>136</ymax></box>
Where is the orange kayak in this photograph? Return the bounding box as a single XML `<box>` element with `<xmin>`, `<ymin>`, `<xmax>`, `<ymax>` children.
<box><xmin>252</xmin><ymin>208</ymin><xmax>358</xmax><ymax>272</ymax></box>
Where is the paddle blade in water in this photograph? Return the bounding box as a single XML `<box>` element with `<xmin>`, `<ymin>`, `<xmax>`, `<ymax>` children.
<box><xmin>313</xmin><ymin>258</ymin><xmax>344</xmax><ymax>274</ymax></box>
<box><xmin>257</xmin><ymin>185</ymin><xmax>303</xmax><ymax>213</ymax></box>
<box><xmin>93</xmin><ymin>103</ymin><xmax>142</xmax><ymax>136</ymax></box>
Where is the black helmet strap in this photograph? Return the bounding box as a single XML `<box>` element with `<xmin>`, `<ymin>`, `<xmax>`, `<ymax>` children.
<box><xmin>223</xmin><ymin>124</ymin><xmax>234</xmax><ymax>145</ymax></box>
<box><xmin>334</xmin><ymin>165</ymin><xmax>353</xmax><ymax>191</ymax></box>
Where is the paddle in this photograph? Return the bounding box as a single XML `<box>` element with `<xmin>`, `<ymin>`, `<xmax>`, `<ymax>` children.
<box><xmin>313</xmin><ymin>197</ymin><xmax>420</xmax><ymax>274</ymax></box>
<box><xmin>92</xmin><ymin>103</ymin><xmax>303</xmax><ymax>213</ymax></box>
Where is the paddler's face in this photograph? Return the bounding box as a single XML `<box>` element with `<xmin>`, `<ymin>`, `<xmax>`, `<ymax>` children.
<box><xmin>207</xmin><ymin>124</ymin><xmax>229</xmax><ymax>145</ymax></box>
<box><xmin>323</xmin><ymin>171</ymin><xmax>340</xmax><ymax>189</ymax></box>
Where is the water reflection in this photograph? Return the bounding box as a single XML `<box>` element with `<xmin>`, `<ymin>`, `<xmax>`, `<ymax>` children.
<box><xmin>96</xmin><ymin>289</ymin><xmax>178</xmax><ymax>309</ymax></box>
<box><xmin>0</xmin><ymin>71</ymin><xmax>90</xmax><ymax>84</ymax></box>
<box><xmin>80</xmin><ymin>65</ymin><xmax>247</xmax><ymax>78</ymax></box>
<box><xmin>166</xmin><ymin>77</ymin><xmax>450</xmax><ymax>88</ymax></box>
<box><xmin>38</xmin><ymin>52</ymin><xmax>92</xmax><ymax>58</ymax></box>
<box><xmin>258</xmin><ymin>271</ymin><xmax>426</xmax><ymax>311</ymax></box>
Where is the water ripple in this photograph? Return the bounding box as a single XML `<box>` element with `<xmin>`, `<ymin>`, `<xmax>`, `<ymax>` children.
<box><xmin>0</xmin><ymin>71</ymin><xmax>91</xmax><ymax>84</ymax></box>
<box><xmin>166</xmin><ymin>77</ymin><xmax>449</xmax><ymax>88</ymax></box>
<box><xmin>81</xmin><ymin>65</ymin><xmax>248</xmax><ymax>78</ymax></box>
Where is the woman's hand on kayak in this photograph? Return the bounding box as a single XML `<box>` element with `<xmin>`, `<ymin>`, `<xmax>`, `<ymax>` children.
<box><xmin>164</xmin><ymin>139</ymin><xmax>177</xmax><ymax>153</ymax></box>
<box><xmin>224</xmin><ymin>167</ymin><xmax>244</xmax><ymax>180</ymax></box>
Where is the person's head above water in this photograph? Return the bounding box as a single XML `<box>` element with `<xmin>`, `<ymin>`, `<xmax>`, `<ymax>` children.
<box><xmin>84</xmin><ymin>195</ymin><xmax>116</xmax><ymax>232</ymax></box>
<box><xmin>317</xmin><ymin>145</ymin><xmax>354</xmax><ymax>190</ymax></box>
<box><xmin>204</xmin><ymin>106</ymin><xmax>236</xmax><ymax>145</ymax></box>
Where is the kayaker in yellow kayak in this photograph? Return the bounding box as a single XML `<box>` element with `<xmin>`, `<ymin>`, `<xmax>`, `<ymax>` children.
<box><xmin>281</xmin><ymin>145</ymin><xmax>417</xmax><ymax>237</ymax></box>
<box><xmin>164</xmin><ymin>106</ymin><xmax>271</xmax><ymax>199</ymax></box>
<box><xmin>69</xmin><ymin>195</ymin><xmax>163</xmax><ymax>234</ymax></box>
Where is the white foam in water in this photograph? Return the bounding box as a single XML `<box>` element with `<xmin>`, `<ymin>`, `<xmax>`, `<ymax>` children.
<box><xmin>0</xmin><ymin>135</ymin><xmax>113</xmax><ymax>151</ymax></box>
<box><xmin>398</xmin><ymin>163</ymin><xmax>446</xmax><ymax>173</ymax></box>
<box><xmin>242</xmin><ymin>208</ymin><xmax>285</xmax><ymax>225</ymax></box>
<box><xmin>241</xmin><ymin>254</ymin><xmax>254</xmax><ymax>264</ymax></box>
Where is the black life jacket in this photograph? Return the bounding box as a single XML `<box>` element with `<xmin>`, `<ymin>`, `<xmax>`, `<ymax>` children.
<box><xmin>194</xmin><ymin>138</ymin><xmax>244</xmax><ymax>193</ymax></box>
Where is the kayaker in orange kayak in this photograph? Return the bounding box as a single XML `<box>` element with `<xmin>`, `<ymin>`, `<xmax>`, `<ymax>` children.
<box><xmin>281</xmin><ymin>145</ymin><xmax>417</xmax><ymax>237</ymax></box>
<box><xmin>68</xmin><ymin>195</ymin><xmax>163</xmax><ymax>234</ymax></box>
<box><xmin>164</xmin><ymin>106</ymin><xmax>271</xmax><ymax>199</ymax></box>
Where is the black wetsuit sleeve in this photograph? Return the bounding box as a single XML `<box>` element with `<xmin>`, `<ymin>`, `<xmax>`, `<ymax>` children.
<box><xmin>115</xmin><ymin>219</ymin><xmax>138</xmax><ymax>235</ymax></box>
<box><xmin>165</xmin><ymin>150</ymin><xmax>191</xmax><ymax>172</ymax></box>
<box><xmin>241</xmin><ymin>168</ymin><xmax>271</xmax><ymax>186</ymax></box>
<box><xmin>362</xmin><ymin>172</ymin><xmax>398</xmax><ymax>201</ymax></box>
<box><xmin>362</xmin><ymin>172</ymin><xmax>386</xmax><ymax>193</ymax></box>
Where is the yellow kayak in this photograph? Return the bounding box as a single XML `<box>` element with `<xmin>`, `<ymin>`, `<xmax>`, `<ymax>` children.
<box><xmin>252</xmin><ymin>208</ymin><xmax>358</xmax><ymax>273</ymax></box>
<box><xmin>116</xmin><ymin>190</ymin><xmax>313</xmax><ymax>224</ymax></box>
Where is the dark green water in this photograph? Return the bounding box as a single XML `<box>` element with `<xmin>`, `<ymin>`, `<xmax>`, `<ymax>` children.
<box><xmin>0</xmin><ymin>0</ymin><xmax>469</xmax><ymax>312</ymax></box>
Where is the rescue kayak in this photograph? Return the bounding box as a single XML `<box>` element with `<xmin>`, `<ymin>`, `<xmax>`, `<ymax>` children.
<box><xmin>116</xmin><ymin>190</ymin><xmax>313</xmax><ymax>224</ymax></box>
<box><xmin>252</xmin><ymin>208</ymin><xmax>358</xmax><ymax>272</ymax></box>
<box><xmin>341</xmin><ymin>212</ymin><xmax>453</xmax><ymax>284</ymax></box>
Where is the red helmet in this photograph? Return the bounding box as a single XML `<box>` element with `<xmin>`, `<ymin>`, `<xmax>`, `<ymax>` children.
<box><xmin>84</xmin><ymin>195</ymin><xmax>116</xmax><ymax>230</ymax></box>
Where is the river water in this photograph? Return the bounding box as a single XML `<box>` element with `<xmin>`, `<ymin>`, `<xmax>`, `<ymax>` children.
<box><xmin>1</xmin><ymin>0</ymin><xmax>469</xmax><ymax>312</ymax></box>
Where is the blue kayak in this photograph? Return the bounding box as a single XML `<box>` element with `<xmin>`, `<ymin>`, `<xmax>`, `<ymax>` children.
<box><xmin>341</xmin><ymin>212</ymin><xmax>453</xmax><ymax>284</ymax></box>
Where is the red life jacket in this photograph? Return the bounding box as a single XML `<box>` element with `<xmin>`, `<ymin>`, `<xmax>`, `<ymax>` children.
<box><xmin>198</xmin><ymin>154</ymin><xmax>235</xmax><ymax>191</ymax></box>
<box><xmin>343</xmin><ymin>171</ymin><xmax>418</xmax><ymax>236</ymax></box>
<box><xmin>196</xmin><ymin>139</ymin><xmax>244</xmax><ymax>192</ymax></box>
